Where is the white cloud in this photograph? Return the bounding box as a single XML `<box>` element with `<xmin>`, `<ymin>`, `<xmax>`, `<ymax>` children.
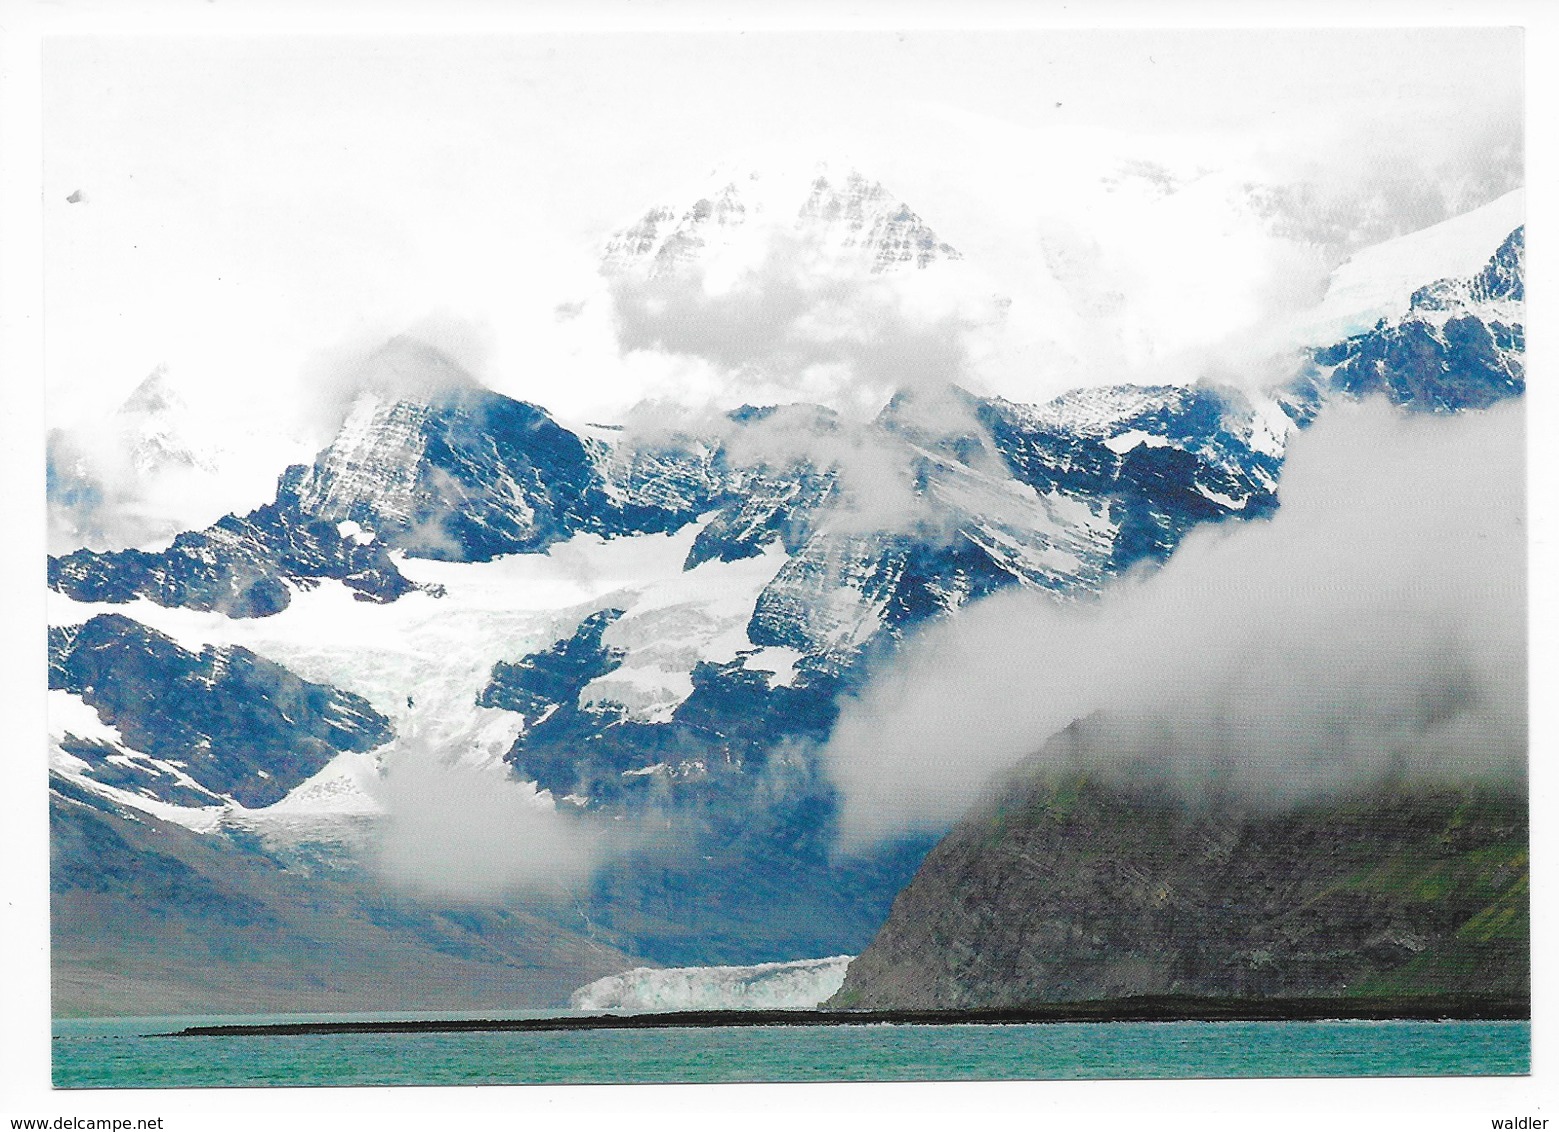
<box><xmin>366</xmin><ymin>729</ymin><xmax>639</xmax><ymax>902</ymax></box>
<box><xmin>42</xmin><ymin>30</ymin><xmax>1523</xmax><ymax>432</ymax></box>
<box><xmin>823</xmin><ymin>398</ymin><xmax>1527</xmax><ymax>847</ymax></box>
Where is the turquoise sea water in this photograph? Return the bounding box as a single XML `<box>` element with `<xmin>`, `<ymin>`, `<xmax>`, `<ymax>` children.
<box><xmin>51</xmin><ymin>1013</ymin><xmax>1529</xmax><ymax>1088</ymax></box>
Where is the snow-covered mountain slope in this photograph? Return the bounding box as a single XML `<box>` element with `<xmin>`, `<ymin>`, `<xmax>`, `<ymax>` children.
<box><xmin>583</xmin><ymin>423</ymin><xmax>725</xmax><ymax>531</ymax></box>
<box><xmin>594</xmin><ymin>161</ymin><xmax>990</xmax><ymax>416</ymax></box>
<box><xmin>47</xmin><ymin>364</ymin><xmax>320</xmax><ymax>556</ymax></box>
<box><xmin>49</xmin><ymin>689</ymin><xmax>230</xmax><ymax>827</ymax></box>
<box><xmin>579</xmin><ymin>541</ymin><xmax>794</xmax><ymax>721</ymax></box>
<box><xmin>475</xmin><ymin>368</ymin><xmax>1303</xmax><ymax>817</ymax></box>
<box><xmin>49</xmin><ymin>205</ymin><xmax>1523</xmax><ymax>819</ymax></box>
<box><xmin>571</xmin><ymin>955</ymin><xmax>853</xmax><ymax>1011</ymax></box>
<box><xmin>281</xmin><ymin>338</ymin><xmax>631</xmax><ymax>561</ymax></box>
<box><xmin>45</xmin><ymin>369</ymin><xmax>224</xmax><ymax>547</ymax></box>
<box><xmin>47</xmin><ymin>355</ymin><xmax>673</xmax><ymax>617</ymax></box>
<box><xmin>1308</xmin><ymin>225</ymin><xmax>1524</xmax><ymax>412</ymax></box>
<box><xmin>114</xmin><ymin>366</ymin><xmax>219</xmax><ymax>478</ymax></box>
<box><xmin>47</xmin><ymin>211</ymin><xmax>1527</xmax><ymax>796</ymax></box>
<box><xmin>1296</xmin><ymin>188</ymin><xmax>1524</xmax><ymax>345</ymax></box>
<box><xmin>48</xmin><ymin>494</ymin><xmax>424</xmax><ymax>617</ymax></box>
<box><xmin>47</xmin><ymin>520</ymin><xmax>736</xmax><ymax>789</ymax></box>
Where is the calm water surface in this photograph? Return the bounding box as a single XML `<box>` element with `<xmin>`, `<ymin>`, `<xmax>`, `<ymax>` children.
<box><xmin>51</xmin><ymin>1012</ymin><xmax>1529</xmax><ymax>1089</ymax></box>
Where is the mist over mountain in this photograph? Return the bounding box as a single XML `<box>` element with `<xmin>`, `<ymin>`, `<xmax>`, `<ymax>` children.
<box><xmin>44</xmin><ymin>157</ymin><xmax>1526</xmax><ymax>1008</ymax></box>
<box><xmin>824</xmin><ymin>397</ymin><xmax>1525</xmax><ymax>845</ymax></box>
<box><xmin>46</xmin><ymin>366</ymin><xmax>310</xmax><ymax>554</ymax></box>
<box><xmin>831</xmin><ymin>766</ymin><xmax>1527</xmax><ymax>1010</ymax></box>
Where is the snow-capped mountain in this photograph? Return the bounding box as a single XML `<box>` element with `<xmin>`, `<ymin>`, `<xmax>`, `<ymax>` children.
<box><xmin>1294</xmin><ymin>188</ymin><xmax>1524</xmax><ymax>346</ymax></box>
<box><xmin>1311</xmin><ymin>225</ymin><xmax>1524</xmax><ymax>412</ymax></box>
<box><xmin>602</xmin><ymin>163</ymin><xmax>963</xmax><ymax>279</ymax></box>
<box><xmin>47</xmin><ymin>368</ymin><xmax>221</xmax><ymax>554</ymax></box>
<box><xmin>47</xmin><ymin>365</ymin><xmax>320</xmax><ymax>556</ymax></box>
<box><xmin>280</xmin><ymin>339</ymin><xmax>620</xmax><ymax>561</ymax></box>
<box><xmin>46</xmin><ymin>172</ymin><xmax>1526</xmax><ymax>989</ymax></box>
<box><xmin>115</xmin><ymin>366</ymin><xmax>219</xmax><ymax>478</ymax></box>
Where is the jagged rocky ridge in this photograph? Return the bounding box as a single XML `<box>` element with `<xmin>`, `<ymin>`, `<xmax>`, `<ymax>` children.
<box><xmin>1313</xmin><ymin>226</ymin><xmax>1524</xmax><ymax>412</ymax></box>
<box><xmin>829</xmin><ymin>724</ymin><xmax>1528</xmax><ymax>1009</ymax></box>
<box><xmin>49</xmin><ymin>227</ymin><xmax>1524</xmax><ymax>638</ymax></box>
<box><xmin>48</xmin><ymin>340</ymin><xmax>697</xmax><ymax>616</ymax></box>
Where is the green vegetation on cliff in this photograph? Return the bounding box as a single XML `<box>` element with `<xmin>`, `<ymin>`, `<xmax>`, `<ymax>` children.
<box><xmin>830</xmin><ymin>763</ymin><xmax>1527</xmax><ymax>1011</ymax></box>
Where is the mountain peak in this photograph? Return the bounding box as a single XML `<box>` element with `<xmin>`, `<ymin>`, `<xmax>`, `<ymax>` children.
<box><xmin>602</xmin><ymin>160</ymin><xmax>962</xmax><ymax>279</ymax></box>
<box><xmin>117</xmin><ymin>364</ymin><xmax>184</xmax><ymax>418</ymax></box>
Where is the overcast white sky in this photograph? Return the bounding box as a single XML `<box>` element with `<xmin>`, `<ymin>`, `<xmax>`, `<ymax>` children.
<box><xmin>43</xmin><ymin>28</ymin><xmax>1523</xmax><ymax>433</ymax></box>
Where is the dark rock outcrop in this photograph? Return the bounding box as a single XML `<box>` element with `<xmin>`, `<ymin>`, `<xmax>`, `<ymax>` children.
<box><xmin>831</xmin><ymin>748</ymin><xmax>1527</xmax><ymax>1010</ymax></box>
<box><xmin>48</xmin><ymin>499</ymin><xmax>421</xmax><ymax>617</ymax></box>
<box><xmin>50</xmin><ymin>614</ymin><xmax>392</xmax><ymax>807</ymax></box>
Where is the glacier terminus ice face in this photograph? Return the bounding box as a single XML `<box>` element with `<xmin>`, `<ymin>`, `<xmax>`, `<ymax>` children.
<box><xmin>570</xmin><ymin>955</ymin><xmax>854</xmax><ymax>1012</ymax></box>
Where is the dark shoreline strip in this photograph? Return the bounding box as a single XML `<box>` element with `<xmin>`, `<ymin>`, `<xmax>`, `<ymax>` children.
<box><xmin>160</xmin><ymin>995</ymin><xmax>1529</xmax><ymax>1037</ymax></box>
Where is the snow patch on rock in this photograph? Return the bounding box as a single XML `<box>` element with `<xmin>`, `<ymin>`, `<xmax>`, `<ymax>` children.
<box><xmin>1103</xmin><ymin>429</ymin><xmax>1172</xmax><ymax>455</ymax></box>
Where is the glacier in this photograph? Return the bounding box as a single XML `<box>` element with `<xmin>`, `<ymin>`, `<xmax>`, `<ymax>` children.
<box><xmin>570</xmin><ymin>956</ymin><xmax>853</xmax><ymax>1012</ymax></box>
<box><xmin>1296</xmin><ymin>187</ymin><xmax>1525</xmax><ymax>345</ymax></box>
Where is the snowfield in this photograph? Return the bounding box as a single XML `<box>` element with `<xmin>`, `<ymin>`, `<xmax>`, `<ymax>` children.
<box><xmin>1296</xmin><ymin>187</ymin><xmax>1524</xmax><ymax>345</ymax></box>
<box><xmin>47</xmin><ymin>517</ymin><xmax>805</xmax><ymax>824</ymax></box>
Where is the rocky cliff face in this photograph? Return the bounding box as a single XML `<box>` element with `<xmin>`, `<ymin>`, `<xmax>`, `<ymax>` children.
<box><xmin>830</xmin><ymin>729</ymin><xmax>1527</xmax><ymax>1009</ymax></box>
<box><xmin>278</xmin><ymin>347</ymin><xmax>622</xmax><ymax>562</ymax></box>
